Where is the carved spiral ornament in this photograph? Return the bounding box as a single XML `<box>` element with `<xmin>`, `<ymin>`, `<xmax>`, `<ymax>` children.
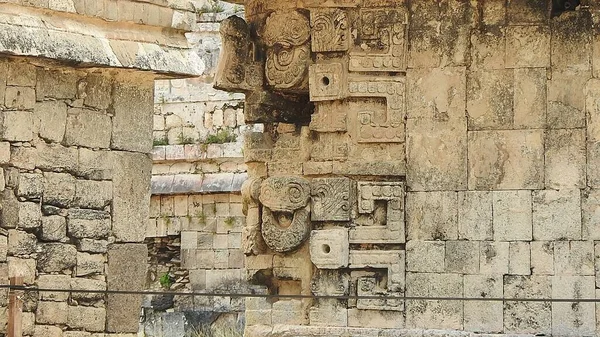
<box><xmin>259</xmin><ymin>176</ymin><xmax>310</xmax><ymax>212</ymax></box>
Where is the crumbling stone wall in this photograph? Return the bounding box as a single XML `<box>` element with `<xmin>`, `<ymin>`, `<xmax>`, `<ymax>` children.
<box><xmin>213</xmin><ymin>0</ymin><xmax>600</xmax><ymax>336</ymax></box>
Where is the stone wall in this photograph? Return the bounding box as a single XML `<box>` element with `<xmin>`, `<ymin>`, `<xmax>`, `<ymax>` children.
<box><xmin>213</xmin><ymin>0</ymin><xmax>600</xmax><ymax>336</ymax></box>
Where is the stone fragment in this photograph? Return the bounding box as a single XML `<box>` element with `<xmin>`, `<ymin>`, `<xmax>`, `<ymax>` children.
<box><xmin>463</xmin><ymin>274</ymin><xmax>503</xmax><ymax>333</ymax></box>
<box><xmin>406</xmin><ymin>241</ymin><xmax>444</xmax><ymax>273</ymax></box>
<box><xmin>533</xmin><ymin>189</ymin><xmax>581</xmax><ymax>240</ymax></box>
<box><xmin>492</xmin><ymin>190</ymin><xmax>532</xmax><ymax>241</ymax></box>
<box><xmin>468</xmin><ymin>130</ymin><xmax>544</xmax><ymax>190</ymax></box>
<box><xmin>405</xmin><ymin>273</ymin><xmax>463</xmax><ymax>330</ymax></box>
<box><xmin>111</xmin><ymin>80</ymin><xmax>153</xmax><ymax>153</ymax></box>
<box><xmin>508</xmin><ymin>242</ymin><xmax>531</xmax><ymax>275</ymax></box>
<box><xmin>67</xmin><ymin>305</ymin><xmax>106</xmax><ymax>332</ymax></box>
<box><xmin>37</xmin><ymin>274</ymin><xmax>71</xmax><ymax>301</ymax></box>
<box><xmin>37</xmin><ymin>243</ymin><xmax>77</xmax><ymax>272</ymax></box>
<box><xmin>41</xmin><ymin>215</ymin><xmax>67</xmax><ymax>241</ymax></box>
<box><xmin>406</xmin><ymin>191</ymin><xmax>458</xmax><ymax>240</ymax></box>
<box><xmin>76</xmin><ymin>252</ymin><xmax>104</xmax><ymax>276</ymax></box>
<box><xmin>505</xmin><ymin>25</ymin><xmax>550</xmax><ymax>68</ymax></box>
<box><xmin>43</xmin><ymin>172</ymin><xmax>76</xmax><ymax>207</ymax></box>
<box><xmin>545</xmin><ymin>129</ymin><xmax>586</xmax><ymax>189</ymax></box>
<box><xmin>480</xmin><ymin>241</ymin><xmax>509</xmax><ymax>275</ymax></box>
<box><xmin>467</xmin><ymin>69</ymin><xmax>514</xmax><ymax>130</ymax></box>
<box><xmin>73</xmin><ymin>179</ymin><xmax>112</xmax><ymax>209</ymax></box>
<box><xmin>554</xmin><ymin>241</ymin><xmax>594</xmax><ymax>275</ymax></box>
<box><xmin>7</xmin><ymin>229</ymin><xmax>37</xmax><ymax>256</ymax></box>
<box><xmin>309</xmin><ymin>229</ymin><xmax>349</xmax><ymax>269</ymax></box>
<box><xmin>458</xmin><ymin>191</ymin><xmax>492</xmax><ymax>240</ymax></box>
<box><xmin>36</xmin><ymin>301</ymin><xmax>68</xmax><ymax>324</ymax></box>
<box><xmin>0</xmin><ymin>110</ymin><xmax>33</xmax><ymax>141</ymax></box>
<box><xmin>107</xmin><ymin>244</ymin><xmax>148</xmax><ymax>332</ymax></box>
<box><xmin>445</xmin><ymin>240</ymin><xmax>479</xmax><ymax>274</ymax></box>
<box><xmin>64</xmin><ymin>108</ymin><xmax>112</xmax><ymax>149</ymax></box>
<box><xmin>552</xmin><ymin>276</ymin><xmax>595</xmax><ymax>336</ymax></box>
<box><xmin>34</xmin><ymin>100</ymin><xmax>68</xmax><ymax>143</ymax></box>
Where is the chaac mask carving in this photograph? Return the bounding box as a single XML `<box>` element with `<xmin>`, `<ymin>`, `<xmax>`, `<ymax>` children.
<box><xmin>215</xmin><ymin>12</ymin><xmax>313</xmax><ymax>124</ymax></box>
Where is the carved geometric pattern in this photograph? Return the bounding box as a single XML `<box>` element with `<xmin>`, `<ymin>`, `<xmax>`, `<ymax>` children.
<box><xmin>309</xmin><ymin>63</ymin><xmax>345</xmax><ymax>102</ymax></box>
<box><xmin>310</xmin><ymin>8</ymin><xmax>349</xmax><ymax>52</ymax></box>
<box><xmin>350</xmin><ymin>182</ymin><xmax>405</xmax><ymax>243</ymax></box>
<box><xmin>310</xmin><ymin>101</ymin><xmax>347</xmax><ymax>132</ymax></box>
<box><xmin>309</xmin><ymin>229</ymin><xmax>349</xmax><ymax>269</ymax></box>
<box><xmin>310</xmin><ymin>177</ymin><xmax>353</xmax><ymax>221</ymax></box>
<box><xmin>349</xmin><ymin>8</ymin><xmax>407</xmax><ymax>72</ymax></box>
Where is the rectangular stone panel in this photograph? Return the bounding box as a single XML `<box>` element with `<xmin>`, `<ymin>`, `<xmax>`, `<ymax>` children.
<box><xmin>406</xmin><ymin>191</ymin><xmax>457</xmax><ymax>241</ymax></box>
<box><xmin>467</xmin><ymin>69</ymin><xmax>514</xmax><ymax>130</ymax></box>
<box><xmin>505</xmin><ymin>25</ymin><xmax>550</xmax><ymax>68</ymax></box>
<box><xmin>548</xmin><ymin>68</ymin><xmax>589</xmax><ymax>129</ymax></box>
<box><xmin>458</xmin><ymin>191</ymin><xmax>492</xmax><ymax>240</ymax></box>
<box><xmin>552</xmin><ymin>276</ymin><xmax>595</xmax><ymax>336</ymax></box>
<box><xmin>492</xmin><ymin>190</ymin><xmax>532</xmax><ymax>241</ymax></box>
<box><xmin>545</xmin><ymin>128</ymin><xmax>586</xmax><ymax>189</ymax></box>
<box><xmin>513</xmin><ymin>67</ymin><xmax>546</xmax><ymax>129</ymax></box>
<box><xmin>532</xmin><ymin>189</ymin><xmax>581</xmax><ymax>241</ymax></box>
<box><xmin>464</xmin><ymin>274</ymin><xmax>503</xmax><ymax>333</ymax></box>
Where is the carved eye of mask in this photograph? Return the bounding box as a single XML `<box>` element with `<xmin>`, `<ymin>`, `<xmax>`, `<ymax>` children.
<box><xmin>259</xmin><ymin>176</ymin><xmax>310</xmax><ymax>212</ymax></box>
<box><xmin>262</xmin><ymin>11</ymin><xmax>310</xmax><ymax>47</ymax></box>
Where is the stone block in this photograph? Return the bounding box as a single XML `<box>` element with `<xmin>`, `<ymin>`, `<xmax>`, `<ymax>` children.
<box><xmin>466</xmin><ymin>69</ymin><xmax>514</xmax><ymax>130</ymax></box>
<box><xmin>77</xmin><ymin>148</ymin><xmax>113</xmax><ymax>180</ymax></box>
<box><xmin>505</xmin><ymin>25</ymin><xmax>550</xmax><ymax>68</ymax></box>
<box><xmin>468</xmin><ymin>130</ymin><xmax>544</xmax><ymax>190</ymax></box>
<box><xmin>84</xmin><ymin>73</ymin><xmax>113</xmax><ymax>110</ymax></box>
<box><xmin>463</xmin><ymin>274</ymin><xmax>503</xmax><ymax>333</ymax></box>
<box><xmin>552</xmin><ymin>275</ymin><xmax>595</xmax><ymax>336</ymax></box>
<box><xmin>76</xmin><ymin>252</ymin><xmax>104</xmax><ymax>276</ymax></box>
<box><xmin>36</xmin><ymin>68</ymin><xmax>78</xmax><ymax>100</ymax></box>
<box><xmin>67</xmin><ymin>305</ymin><xmax>106</xmax><ymax>332</ymax></box>
<box><xmin>0</xmin><ymin>110</ymin><xmax>33</xmax><ymax>141</ymax></box>
<box><xmin>0</xmin><ymin>141</ymin><xmax>9</xmax><ymax>164</ymax></box>
<box><xmin>480</xmin><ymin>241</ymin><xmax>509</xmax><ymax>275</ymax></box>
<box><xmin>7</xmin><ymin>229</ymin><xmax>37</xmax><ymax>256</ymax></box>
<box><xmin>5</xmin><ymin>87</ymin><xmax>35</xmax><ymax>110</ymax></box>
<box><xmin>189</xmin><ymin>269</ymin><xmax>206</xmax><ymax>290</ymax></box>
<box><xmin>16</xmin><ymin>172</ymin><xmax>44</xmax><ymax>199</ymax></box>
<box><xmin>513</xmin><ymin>67</ymin><xmax>546</xmax><ymax>129</ymax></box>
<box><xmin>43</xmin><ymin>172</ymin><xmax>75</xmax><ymax>207</ymax></box>
<box><xmin>347</xmin><ymin>309</ymin><xmax>402</xmax><ymax>329</ymax></box>
<box><xmin>65</xmin><ymin>108</ymin><xmax>112</xmax><ymax>149</ymax></box>
<box><xmin>406</xmin><ymin>240</ymin><xmax>444</xmax><ymax>273</ymax></box>
<box><xmin>533</xmin><ymin>189</ymin><xmax>581</xmax><ymax>240</ymax></box>
<box><xmin>41</xmin><ymin>215</ymin><xmax>66</xmax><ymax>241</ymax></box>
<box><xmin>508</xmin><ymin>241</ymin><xmax>530</xmax><ymax>275</ymax></box>
<box><xmin>548</xmin><ymin>68</ymin><xmax>588</xmax><ymax>129</ymax></box>
<box><xmin>309</xmin><ymin>229</ymin><xmax>349</xmax><ymax>269</ymax></box>
<box><xmin>446</xmin><ymin>240</ymin><xmax>479</xmax><ymax>274</ymax></box>
<box><xmin>111</xmin><ymin>80</ymin><xmax>153</xmax><ymax>153</ymax></box>
<box><xmin>8</xmin><ymin>257</ymin><xmax>36</xmax><ymax>284</ymax></box>
<box><xmin>555</xmin><ymin>241</ymin><xmax>594</xmax><ymax>275</ymax></box>
<box><xmin>77</xmin><ymin>239</ymin><xmax>108</xmax><ymax>253</ymax></box>
<box><xmin>406</xmin><ymin>191</ymin><xmax>458</xmax><ymax>240</ymax></box>
<box><xmin>531</xmin><ymin>241</ymin><xmax>554</xmax><ymax>275</ymax></box>
<box><xmin>0</xmin><ymin>235</ymin><xmax>6</xmax><ymax>262</ymax></box>
<box><xmin>7</xmin><ymin>62</ymin><xmax>36</xmax><ymax>87</ymax></box>
<box><xmin>0</xmin><ymin>193</ymin><xmax>41</xmax><ymax>229</ymax></box>
<box><xmin>67</xmin><ymin>209</ymin><xmax>110</xmax><ymax>239</ymax></box>
<box><xmin>37</xmin><ymin>274</ymin><xmax>70</xmax><ymax>301</ymax></box>
<box><xmin>492</xmin><ymin>190</ymin><xmax>532</xmax><ymax>241</ymax></box>
<box><xmin>405</xmin><ymin>273</ymin><xmax>463</xmax><ymax>330</ymax></box>
<box><xmin>107</xmin><ymin>244</ymin><xmax>148</xmax><ymax>333</ymax></box>
<box><xmin>22</xmin><ymin>311</ymin><xmax>35</xmax><ymax>336</ymax></box>
<box><xmin>545</xmin><ymin>128</ymin><xmax>586</xmax><ymax>189</ymax></box>
<box><xmin>38</xmin><ymin>243</ymin><xmax>77</xmax><ymax>272</ymax></box>
<box><xmin>551</xmin><ymin>12</ymin><xmax>592</xmax><ymax>71</ymax></box>
<box><xmin>470</xmin><ymin>29</ymin><xmax>505</xmax><ymax>70</ymax></box>
<box><xmin>34</xmin><ymin>100</ymin><xmax>68</xmax><ymax>143</ymax></box>
<box><xmin>71</xmin><ymin>278</ymin><xmax>106</xmax><ymax>301</ymax></box>
<box><xmin>74</xmin><ymin>180</ymin><xmax>112</xmax><ymax>209</ymax></box>
<box><xmin>458</xmin><ymin>191</ymin><xmax>492</xmax><ymax>240</ymax></box>
<box><xmin>272</xmin><ymin>299</ymin><xmax>306</xmax><ymax>325</ymax></box>
<box><xmin>36</xmin><ymin>301</ymin><xmax>68</xmax><ymax>324</ymax></box>
<box><xmin>507</xmin><ymin>0</ymin><xmax>548</xmax><ymax>24</ymax></box>
<box><xmin>112</xmin><ymin>152</ymin><xmax>151</xmax><ymax>242</ymax></box>
<box><xmin>35</xmin><ymin>142</ymin><xmax>78</xmax><ymax>172</ymax></box>
<box><xmin>583</xmin><ymin>189</ymin><xmax>600</xmax><ymax>240</ymax></box>
<box><xmin>33</xmin><ymin>325</ymin><xmax>64</xmax><ymax>337</ymax></box>
<box><xmin>503</xmin><ymin>275</ymin><xmax>552</xmax><ymax>334</ymax></box>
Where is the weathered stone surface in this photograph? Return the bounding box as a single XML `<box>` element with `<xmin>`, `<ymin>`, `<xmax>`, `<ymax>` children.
<box><xmin>503</xmin><ymin>275</ymin><xmax>552</xmax><ymax>334</ymax></box>
<box><xmin>111</xmin><ymin>80</ymin><xmax>153</xmax><ymax>153</ymax></box>
<box><xmin>34</xmin><ymin>100</ymin><xmax>67</xmax><ymax>143</ymax></box>
<box><xmin>531</xmin><ymin>241</ymin><xmax>554</xmax><ymax>275</ymax></box>
<box><xmin>76</xmin><ymin>252</ymin><xmax>104</xmax><ymax>276</ymax></box>
<box><xmin>405</xmin><ymin>273</ymin><xmax>463</xmax><ymax>330</ymax></box>
<box><xmin>36</xmin><ymin>301</ymin><xmax>68</xmax><ymax>324</ymax></box>
<box><xmin>37</xmin><ymin>274</ymin><xmax>71</xmax><ymax>301</ymax></box>
<box><xmin>548</xmin><ymin>68</ymin><xmax>588</xmax><ymax>129</ymax></box>
<box><xmin>77</xmin><ymin>239</ymin><xmax>108</xmax><ymax>253</ymax></box>
<box><xmin>84</xmin><ymin>73</ymin><xmax>113</xmax><ymax>110</ymax></box>
<box><xmin>492</xmin><ymin>191</ymin><xmax>532</xmax><ymax>241</ymax></box>
<box><xmin>67</xmin><ymin>209</ymin><xmax>110</xmax><ymax>239</ymax></box>
<box><xmin>508</xmin><ymin>241</ymin><xmax>531</xmax><ymax>276</ymax></box>
<box><xmin>70</xmin><ymin>278</ymin><xmax>106</xmax><ymax>301</ymax></box>
<box><xmin>77</xmin><ymin>148</ymin><xmax>113</xmax><ymax>181</ymax></box>
<box><xmin>533</xmin><ymin>189</ymin><xmax>581</xmax><ymax>240</ymax></box>
<box><xmin>112</xmin><ymin>152</ymin><xmax>151</xmax><ymax>242</ymax></box>
<box><xmin>309</xmin><ymin>229</ymin><xmax>348</xmax><ymax>269</ymax></box>
<box><xmin>7</xmin><ymin>229</ymin><xmax>37</xmax><ymax>256</ymax></box>
<box><xmin>64</xmin><ymin>108</ymin><xmax>112</xmax><ymax>149</ymax></box>
<box><xmin>0</xmin><ymin>110</ymin><xmax>33</xmax><ymax>141</ymax></box>
<box><xmin>458</xmin><ymin>191</ymin><xmax>492</xmax><ymax>240</ymax></box>
<box><xmin>406</xmin><ymin>241</ymin><xmax>444</xmax><ymax>273</ymax></box>
<box><xmin>73</xmin><ymin>180</ymin><xmax>112</xmax><ymax>209</ymax></box>
<box><xmin>480</xmin><ymin>241</ymin><xmax>509</xmax><ymax>275</ymax></box>
<box><xmin>406</xmin><ymin>191</ymin><xmax>457</xmax><ymax>241</ymax></box>
<box><xmin>0</xmin><ymin>235</ymin><xmax>6</xmax><ymax>262</ymax></box>
<box><xmin>0</xmin><ymin>191</ymin><xmax>42</xmax><ymax>229</ymax></box>
<box><xmin>43</xmin><ymin>172</ymin><xmax>76</xmax><ymax>207</ymax></box>
<box><xmin>468</xmin><ymin>130</ymin><xmax>544</xmax><ymax>190</ymax></box>
<box><xmin>16</xmin><ymin>172</ymin><xmax>44</xmax><ymax>199</ymax></box>
<box><xmin>552</xmin><ymin>275</ymin><xmax>595</xmax><ymax>336</ymax></box>
<box><xmin>107</xmin><ymin>243</ymin><xmax>148</xmax><ymax>332</ymax></box>
<box><xmin>67</xmin><ymin>305</ymin><xmax>106</xmax><ymax>332</ymax></box>
<box><xmin>470</xmin><ymin>29</ymin><xmax>505</xmax><ymax>70</ymax></box>
<box><xmin>554</xmin><ymin>241</ymin><xmax>594</xmax><ymax>275</ymax></box>
<box><xmin>41</xmin><ymin>215</ymin><xmax>67</xmax><ymax>241</ymax></box>
<box><xmin>545</xmin><ymin>128</ymin><xmax>586</xmax><ymax>189</ymax></box>
<box><xmin>37</xmin><ymin>243</ymin><xmax>77</xmax><ymax>272</ymax></box>
<box><xmin>33</xmin><ymin>325</ymin><xmax>63</xmax><ymax>337</ymax></box>
<box><xmin>505</xmin><ymin>25</ymin><xmax>550</xmax><ymax>68</ymax></box>
<box><xmin>513</xmin><ymin>67</ymin><xmax>546</xmax><ymax>129</ymax></box>
<box><xmin>466</xmin><ymin>69</ymin><xmax>513</xmax><ymax>130</ymax></box>
<box><xmin>8</xmin><ymin>256</ymin><xmax>36</xmax><ymax>284</ymax></box>
<box><xmin>446</xmin><ymin>240</ymin><xmax>479</xmax><ymax>274</ymax></box>
<box><xmin>463</xmin><ymin>274</ymin><xmax>503</xmax><ymax>333</ymax></box>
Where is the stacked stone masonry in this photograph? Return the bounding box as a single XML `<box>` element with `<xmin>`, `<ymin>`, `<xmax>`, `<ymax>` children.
<box><xmin>211</xmin><ymin>0</ymin><xmax>600</xmax><ymax>336</ymax></box>
<box><xmin>0</xmin><ymin>57</ymin><xmax>154</xmax><ymax>336</ymax></box>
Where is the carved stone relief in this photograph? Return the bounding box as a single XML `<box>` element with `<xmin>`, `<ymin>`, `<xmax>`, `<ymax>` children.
<box><xmin>241</xmin><ymin>177</ymin><xmax>266</xmax><ymax>255</ymax></box>
<box><xmin>351</xmin><ymin>182</ymin><xmax>405</xmax><ymax>243</ymax></box>
<box><xmin>310</xmin><ymin>177</ymin><xmax>353</xmax><ymax>221</ymax></box>
<box><xmin>309</xmin><ymin>228</ymin><xmax>349</xmax><ymax>269</ymax></box>
<box><xmin>310</xmin><ymin>8</ymin><xmax>350</xmax><ymax>52</ymax></box>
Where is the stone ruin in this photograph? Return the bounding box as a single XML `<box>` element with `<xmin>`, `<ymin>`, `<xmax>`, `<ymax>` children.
<box><xmin>213</xmin><ymin>0</ymin><xmax>600</xmax><ymax>336</ymax></box>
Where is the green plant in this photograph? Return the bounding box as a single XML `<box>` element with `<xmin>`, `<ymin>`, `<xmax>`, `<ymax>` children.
<box><xmin>205</xmin><ymin>129</ymin><xmax>237</xmax><ymax>145</ymax></box>
<box><xmin>153</xmin><ymin>136</ymin><xmax>169</xmax><ymax>146</ymax></box>
<box><xmin>224</xmin><ymin>216</ymin><xmax>236</xmax><ymax>228</ymax></box>
<box><xmin>159</xmin><ymin>273</ymin><xmax>173</xmax><ymax>289</ymax></box>
<box><xmin>195</xmin><ymin>210</ymin><xmax>207</xmax><ymax>225</ymax></box>
<box><xmin>197</xmin><ymin>0</ymin><xmax>225</xmax><ymax>14</ymax></box>
<box><xmin>233</xmin><ymin>4</ymin><xmax>243</xmax><ymax>13</ymax></box>
<box><xmin>177</xmin><ymin>132</ymin><xmax>195</xmax><ymax>145</ymax></box>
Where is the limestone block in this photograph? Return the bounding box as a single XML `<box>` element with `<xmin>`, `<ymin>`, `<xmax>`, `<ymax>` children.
<box><xmin>71</xmin><ymin>278</ymin><xmax>106</xmax><ymax>301</ymax></box>
<box><xmin>458</xmin><ymin>191</ymin><xmax>492</xmax><ymax>240</ymax></box>
<box><xmin>7</xmin><ymin>229</ymin><xmax>37</xmax><ymax>256</ymax></box>
<box><xmin>513</xmin><ymin>68</ymin><xmax>546</xmax><ymax>129</ymax></box>
<box><xmin>76</xmin><ymin>252</ymin><xmax>104</xmax><ymax>276</ymax></box>
<box><xmin>112</xmin><ymin>152</ymin><xmax>151</xmax><ymax>242</ymax></box>
<box><xmin>407</xmin><ymin>67</ymin><xmax>466</xmax><ymax>121</ymax></box>
<box><xmin>33</xmin><ymin>325</ymin><xmax>63</xmax><ymax>337</ymax></box>
<box><xmin>35</xmin><ymin>142</ymin><xmax>78</xmax><ymax>172</ymax></box>
<box><xmin>0</xmin><ymin>111</ymin><xmax>33</xmax><ymax>141</ymax></box>
<box><xmin>405</xmin><ymin>273</ymin><xmax>463</xmax><ymax>330</ymax></box>
<box><xmin>406</xmin><ymin>241</ymin><xmax>444</xmax><ymax>273</ymax></box>
<box><xmin>310</xmin><ymin>305</ymin><xmax>348</xmax><ymax>327</ymax></box>
<box><xmin>581</xmin><ymin>189</ymin><xmax>600</xmax><ymax>239</ymax></box>
<box><xmin>77</xmin><ymin>148</ymin><xmax>113</xmax><ymax>181</ymax></box>
<box><xmin>531</xmin><ymin>241</ymin><xmax>554</xmax><ymax>275</ymax></box>
<box><xmin>36</xmin><ymin>301</ymin><xmax>68</xmax><ymax>324</ymax></box>
<box><xmin>554</xmin><ymin>241</ymin><xmax>594</xmax><ymax>275</ymax></box>
<box><xmin>0</xmin><ymin>193</ymin><xmax>42</xmax><ymax>229</ymax></box>
<box><xmin>310</xmin><ymin>177</ymin><xmax>352</xmax><ymax>222</ymax></box>
<box><xmin>43</xmin><ymin>172</ymin><xmax>75</xmax><ymax>207</ymax></box>
<box><xmin>16</xmin><ymin>173</ymin><xmax>44</xmax><ymax>199</ymax></box>
<box><xmin>470</xmin><ymin>29</ymin><xmax>505</xmax><ymax>70</ymax></box>
<box><xmin>272</xmin><ymin>299</ymin><xmax>306</xmax><ymax>325</ymax></box>
<box><xmin>38</xmin><ymin>243</ymin><xmax>77</xmax><ymax>272</ymax></box>
<box><xmin>77</xmin><ymin>239</ymin><xmax>108</xmax><ymax>253</ymax></box>
<box><xmin>0</xmin><ymin>235</ymin><xmax>6</xmax><ymax>262</ymax></box>
<box><xmin>507</xmin><ymin>0</ymin><xmax>548</xmax><ymax>24</ymax></box>
<box><xmin>503</xmin><ymin>275</ymin><xmax>552</xmax><ymax>334</ymax></box>
<box><xmin>551</xmin><ymin>12</ymin><xmax>592</xmax><ymax>71</ymax></box>
<box><xmin>508</xmin><ymin>242</ymin><xmax>531</xmax><ymax>275</ymax></box>
<box><xmin>74</xmin><ymin>180</ymin><xmax>112</xmax><ymax>209</ymax></box>
<box><xmin>5</xmin><ymin>87</ymin><xmax>35</xmax><ymax>110</ymax></box>
<box><xmin>7</xmin><ymin>257</ymin><xmax>36</xmax><ymax>284</ymax></box>
<box><xmin>64</xmin><ymin>108</ymin><xmax>112</xmax><ymax>149</ymax></box>
<box><xmin>532</xmin><ymin>189</ymin><xmax>581</xmax><ymax>240</ymax></box>
<box><xmin>64</xmin><ymin>332</ymin><xmax>91</xmax><ymax>337</ymax></box>
<box><xmin>406</xmin><ymin>191</ymin><xmax>458</xmax><ymax>240</ymax></box>
<box><xmin>492</xmin><ymin>191</ymin><xmax>532</xmax><ymax>241</ymax></box>
<box><xmin>106</xmin><ymin>243</ymin><xmax>148</xmax><ymax>333</ymax></box>
<box><xmin>22</xmin><ymin>311</ymin><xmax>34</xmax><ymax>336</ymax></box>
<box><xmin>309</xmin><ymin>229</ymin><xmax>349</xmax><ymax>269</ymax></box>
<box><xmin>463</xmin><ymin>274</ymin><xmax>503</xmax><ymax>333</ymax></box>
<box><xmin>468</xmin><ymin>130</ymin><xmax>544</xmax><ymax>190</ymax></box>
<box><xmin>466</xmin><ymin>69</ymin><xmax>514</xmax><ymax>130</ymax></box>
<box><xmin>0</xmin><ymin>141</ymin><xmax>9</xmax><ymax>164</ymax></box>
<box><xmin>36</xmin><ymin>68</ymin><xmax>78</xmax><ymax>100</ymax></box>
<box><xmin>505</xmin><ymin>25</ymin><xmax>550</xmax><ymax>68</ymax></box>
<box><xmin>545</xmin><ymin>129</ymin><xmax>586</xmax><ymax>189</ymax></box>
<box><xmin>347</xmin><ymin>309</ymin><xmax>403</xmax><ymax>329</ymax></box>
<box><xmin>7</xmin><ymin>62</ymin><xmax>36</xmax><ymax>87</ymax></box>
<box><xmin>34</xmin><ymin>101</ymin><xmax>68</xmax><ymax>143</ymax></box>
<box><xmin>446</xmin><ymin>240</ymin><xmax>479</xmax><ymax>274</ymax></box>
<box><xmin>67</xmin><ymin>209</ymin><xmax>110</xmax><ymax>239</ymax></box>
<box><xmin>205</xmin><ymin>269</ymin><xmax>242</xmax><ymax>290</ymax></box>
<box><xmin>0</xmin><ymin>168</ymin><xmax>4</xmax><ymax>192</ymax></box>
<box><xmin>84</xmin><ymin>73</ymin><xmax>113</xmax><ymax>110</ymax></box>
<box><xmin>68</xmin><ymin>305</ymin><xmax>106</xmax><ymax>332</ymax></box>
<box><xmin>480</xmin><ymin>241</ymin><xmax>509</xmax><ymax>275</ymax></box>
<box><xmin>111</xmin><ymin>80</ymin><xmax>153</xmax><ymax>153</ymax></box>
<box><xmin>37</xmin><ymin>274</ymin><xmax>70</xmax><ymax>301</ymax></box>
<box><xmin>551</xmin><ymin>276</ymin><xmax>595</xmax><ymax>336</ymax></box>
<box><xmin>548</xmin><ymin>68</ymin><xmax>588</xmax><ymax>129</ymax></box>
